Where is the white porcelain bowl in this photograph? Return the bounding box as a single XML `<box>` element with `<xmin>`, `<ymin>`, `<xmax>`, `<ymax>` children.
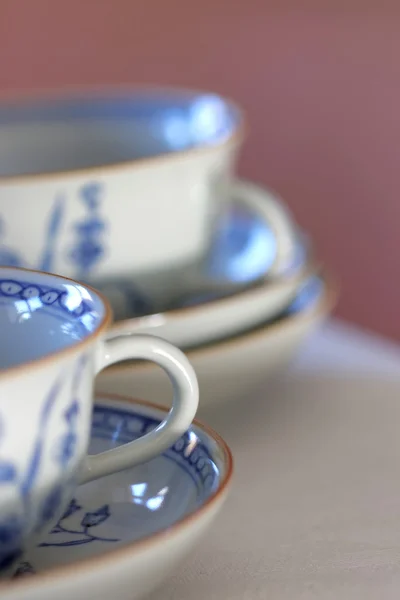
<box><xmin>97</xmin><ymin>270</ymin><xmax>338</xmax><ymax>413</ymax></box>
<box><xmin>1</xmin><ymin>395</ymin><xmax>233</xmax><ymax>600</ymax></box>
<box><xmin>0</xmin><ymin>86</ymin><xmax>244</xmax><ymax>284</ymax></box>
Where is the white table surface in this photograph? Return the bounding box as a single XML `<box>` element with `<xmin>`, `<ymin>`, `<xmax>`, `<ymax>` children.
<box><xmin>148</xmin><ymin>318</ymin><xmax>400</xmax><ymax>600</ymax></box>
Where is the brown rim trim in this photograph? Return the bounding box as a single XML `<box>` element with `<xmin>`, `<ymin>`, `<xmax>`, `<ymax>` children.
<box><xmin>0</xmin><ymin>266</ymin><xmax>112</xmax><ymax>378</ymax></box>
<box><xmin>0</xmin><ymin>83</ymin><xmax>246</xmax><ymax>183</ymax></box>
<box><xmin>106</xmin><ymin>268</ymin><xmax>339</xmax><ymax>373</ymax></box>
<box><xmin>2</xmin><ymin>393</ymin><xmax>233</xmax><ymax>592</ymax></box>
<box><xmin>109</xmin><ymin>249</ymin><xmax>318</xmax><ymax>336</ymax></box>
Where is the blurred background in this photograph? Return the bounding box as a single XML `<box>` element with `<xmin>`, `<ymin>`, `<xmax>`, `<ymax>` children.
<box><xmin>0</xmin><ymin>0</ymin><xmax>398</xmax><ymax>339</ymax></box>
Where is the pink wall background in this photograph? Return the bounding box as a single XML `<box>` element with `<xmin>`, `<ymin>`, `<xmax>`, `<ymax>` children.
<box><xmin>0</xmin><ymin>1</ymin><xmax>399</xmax><ymax>339</ymax></box>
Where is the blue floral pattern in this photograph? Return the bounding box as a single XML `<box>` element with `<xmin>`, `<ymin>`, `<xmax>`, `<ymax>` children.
<box><xmin>0</xmin><ymin>279</ymin><xmax>95</xmax><ymax>323</ymax></box>
<box><xmin>68</xmin><ymin>182</ymin><xmax>107</xmax><ymax>280</ymax></box>
<box><xmin>39</xmin><ymin>499</ymin><xmax>118</xmax><ymax>548</ymax></box>
<box><xmin>0</xmin><ymin>354</ymin><xmax>87</xmax><ymax>571</ymax></box>
<box><xmin>54</xmin><ymin>354</ymin><xmax>88</xmax><ymax>469</ymax></box>
<box><xmin>0</xmin><ymin>182</ymin><xmax>107</xmax><ymax>280</ymax></box>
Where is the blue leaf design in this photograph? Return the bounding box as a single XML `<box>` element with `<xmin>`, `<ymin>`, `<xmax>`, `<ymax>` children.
<box><xmin>0</xmin><ymin>461</ymin><xmax>16</xmax><ymax>483</ymax></box>
<box><xmin>81</xmin><ymin>505</ymin><xmax>110</xmax><ymax>528</ymax></box>
<box><xmin>61</xmin><ymin>498</ymin><xmax>81</xmax><ymax>521</ymax></box>
<box><xmin>39</xmin><ymin>195</ymin><xmax>66</xmax><ymax>272</ymax></box>
<box><xmin>67</xmin><ymin>182</ymin><xmax>107</xmax><ymax>277</ymax></box>
<box><xmin>56</xmin><ymin>432</ymin><xmax>77</xmax><ymax>468</ymax></box>
<box><xmin>21</xmin><ymin>377</ymin><xmax>63</xmax><ymax>500</ymax></box>
<box><xmin>64</xmin><ymin>400</ymin><xmax>79</xmax><ymax>423</ymax></box>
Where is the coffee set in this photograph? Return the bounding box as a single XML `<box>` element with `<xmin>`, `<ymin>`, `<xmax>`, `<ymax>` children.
<box><xmin>0</xmin><ymin>86</ymin><xmax>337</xmax><ymax>598</ymax></box>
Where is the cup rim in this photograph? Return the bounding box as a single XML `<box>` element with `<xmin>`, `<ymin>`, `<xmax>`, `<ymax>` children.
<box><xmin>0</xmin><ymin>83</ymin><xmax>246</xmax><ymax>184</ymax></box>
<box><xmin>1</xmin><ymin>393</ymin><xmax>233</xmax><ymax>593</ymax></box>
<box><xmin>0</xmin><ymin>266</ymin><xmax>112</xmax><ymax>378</ymax></box>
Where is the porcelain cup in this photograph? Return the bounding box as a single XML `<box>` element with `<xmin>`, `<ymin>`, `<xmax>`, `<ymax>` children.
<box><xmin>0</xmin><ymin>266</ymin><xmax>199</xmax><ymax>574</ymax></box>
<box><xmin>0</xmin><ymin>86</ymin><xmax>243</xmax><ymax>284</ymax></box>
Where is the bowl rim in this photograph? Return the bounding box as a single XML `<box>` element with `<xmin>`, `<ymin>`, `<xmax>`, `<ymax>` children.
<box><xmin>105</xmin><ymin>267</ymin><xmax>339</xmax><ymax>374</ymax></box>
<box><xmin>2</xmin><ymin>393</ymin><xmax>233</xmax><ymax>593</ymax></box>
<box><xmin>0</xmin><ymin>83</ymin><xmax>246</xmax><ymax>183</ymax></box>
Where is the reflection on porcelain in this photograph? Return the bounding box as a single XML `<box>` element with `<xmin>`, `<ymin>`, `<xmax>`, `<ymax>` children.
<box><xmin>285</xmin><ymin>275</ymin><xmax>324</xmax><ymax>316</ymax></box>
<box><xmin>97</xmin><ymin>271</ymin><xmax>338</xmax><ymax>413</ymax></box>
<box><xmin>0</xmin><ymin>266</ymin><xmax>199</xmax><ymax>575</ymax></box>
<box><xmin>5</xmin><ymin>396</ymin><xmax>232</xmax><ymax>600</ymax></box>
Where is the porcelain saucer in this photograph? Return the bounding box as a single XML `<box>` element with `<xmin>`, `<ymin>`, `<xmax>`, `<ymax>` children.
<box><xmin>103</xmin><ymin>184</ymin><xmax>315</xmax><ymax>348</ymax></box>
<box><xmin>96</xmin><ymin>180</ymin><xmax>303</xmax><ymax>322</ymax></box>
<box><xmin>97</xmin><ymin>269</ymin><xmax>338</xmax><ymax>413</ymax></box>
<box><xmin>2</xmin><ymin>395</ymin><xmax>232</xmax><ymax>600</ymax></box>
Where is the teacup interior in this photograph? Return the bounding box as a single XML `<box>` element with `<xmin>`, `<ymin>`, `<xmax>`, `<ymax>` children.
<box><xmin>0</xmin><ymin>269</ymin><xmax>105</xmax><ymax>370</ymax></box>
<box><xmin>0</xmin><ymin>91</ymin><xmax>240</xmax><ymax>177</ymax></box>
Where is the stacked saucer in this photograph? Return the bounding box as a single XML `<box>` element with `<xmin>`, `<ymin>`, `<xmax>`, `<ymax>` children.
<box><xmin>96</xmin><ymin>180</ymin><xmax>337</xmax><ymax>409</ymax></box>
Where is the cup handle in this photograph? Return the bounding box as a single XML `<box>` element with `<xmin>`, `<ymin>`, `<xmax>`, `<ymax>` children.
<box><xmin>228</xmin><ymin>179</ymin><xmax>298</xmax><ymax>276</ymax></box>
<box><xmin>78</xmin><ymin>334</ymin><xmax>199</xmax><ymax>484</ymax></box>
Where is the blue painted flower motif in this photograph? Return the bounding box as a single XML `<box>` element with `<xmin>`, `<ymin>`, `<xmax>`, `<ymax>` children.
<box><xmin>0</xmin><ymin>356</ymin><xmax>89</xmax><ymax>571</ymax></box>
<box><xmin>81</xmin><ymin>505</ymin><xmax>110</xmax><ymax>528</ymax></box>
<box><xmin>69</xmin><ymin>239</ymin><xmax>104</xmax><ymax>272</ymax></box>
<box><xmin>54</xmin><ymin>355</ymin><xmax>86</xmax><ymax>470</ymax></box>
<box><xmin>58</xmin><ymin>432</ymin><xmax>78</xmax><ymax>467</ymax></box>
<box><xmin>61</xmin><ymin>498</ymin><xmax>81</xmax><ymax>521</ymax></box>
<box><xmin>39</xmin><ymin>500</ymin><xmax>118</xmax><ymax>547</ymax></box>
<box><xmin>55</xmin><ymin>400</ymin><xmax>80</xmax><ymax>469</ymax></box>
<box><xmin>38</xmin><ymin>195</ymin><xmax>66</xmax><ymax>273</ymax></box>
<box><xmin>68</xmin><ymin>182</ymin><xmax>107</xmax><ymax>278</ymax></box>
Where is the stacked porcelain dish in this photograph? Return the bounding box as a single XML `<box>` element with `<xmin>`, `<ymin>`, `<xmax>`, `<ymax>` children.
<box><xmin>96</xmin><ymin>180</ymin><xmax>336</xmax><ymax>410</ymax></box>
<box><xmin>0</xmin><ymin>86</ymin><xmax>337</xmax><ymax>599</ymax></box>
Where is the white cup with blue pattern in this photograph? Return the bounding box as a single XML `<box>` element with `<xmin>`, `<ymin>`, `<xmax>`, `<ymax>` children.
<box><xmin>0</xmin><ymin>266</ymin><xmax>199</xmax><ymax>575</ymax></box>
<box><xmin>0</xmin><ymin>86</ymin><xmax>298</xmax><ymax>314</ymax></box>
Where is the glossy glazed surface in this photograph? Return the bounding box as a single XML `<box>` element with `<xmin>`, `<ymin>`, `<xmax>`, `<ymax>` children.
<box><xmin>0</xmin><ymin>269</ymin><xmax>104</xmax><ymax>368</ymax></box>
